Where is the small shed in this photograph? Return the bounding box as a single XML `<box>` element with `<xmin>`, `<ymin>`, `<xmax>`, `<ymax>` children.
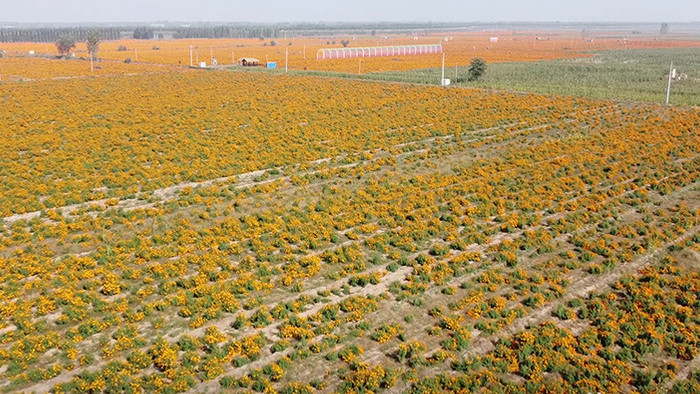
<box><xmin>240</xmin><ymin>58</ymin><xmax>260</xmax><ymax>67</ymax></box>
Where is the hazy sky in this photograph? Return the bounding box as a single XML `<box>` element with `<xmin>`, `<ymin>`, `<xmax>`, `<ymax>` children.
<box><xmin>3</xmin><ymin>0</ymin><xmax>699</xmax><ymax>23</ymax></box>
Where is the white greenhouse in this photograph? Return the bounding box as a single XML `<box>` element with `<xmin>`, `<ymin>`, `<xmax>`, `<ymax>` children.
<box><xmin>317</xmin><ymin>44</ymin><xmax>442</xmax><ymax>60</ymax></box>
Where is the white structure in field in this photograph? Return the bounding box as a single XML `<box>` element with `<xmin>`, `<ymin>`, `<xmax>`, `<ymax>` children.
<box><xmin>490</xmin><ymin>37</ymin><xmax>499</xmax><ymax>43</ymax></box>
<box><xmin>317</xmin><ymin>44</ymin><xmax>442</xmax><ymax>60</ymax></box>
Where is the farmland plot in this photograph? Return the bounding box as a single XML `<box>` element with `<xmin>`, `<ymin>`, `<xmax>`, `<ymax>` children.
<box><xmin>0</xmin><ymin>70</ymin><xmax>699</xmax><ymax>393</ymax></box>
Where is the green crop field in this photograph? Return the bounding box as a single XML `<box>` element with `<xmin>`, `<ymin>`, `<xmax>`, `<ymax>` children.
<box><xmin>290</xmin><ymin>48</ymin><xmax>700</xmax><ymax>106</ymax></box>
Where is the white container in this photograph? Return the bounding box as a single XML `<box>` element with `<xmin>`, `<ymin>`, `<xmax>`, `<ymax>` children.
<box><xmin>199</xmin><ymin>62</ymin><xmax>207</xmax><ymax>68</ymax></box>
<box><xmin>441</xmin><ymin>78</ymin><xmax>451</xmax><ymax>86</ymax></box>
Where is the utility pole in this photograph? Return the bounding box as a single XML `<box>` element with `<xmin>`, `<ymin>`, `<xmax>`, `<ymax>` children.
<box><xmin>190</xmin><ymin>45</ymin><xmax>193</xmax><ymax>67</ymax></box>
<box><xmin>441</xmin><ymin>52</ymin><xmax>445</xmax><ymax>84</ymax></box>
<box><xmin>285</xmin><ymin>48</ymin><xmax>288</xmax><ymax>73</ymax></box>
<box><xmin>666</xmin><ymin>61</ymin><xmax>673</xmax><ymax>104</ymax></box>
<box><xmin>455</xmin><ymin>63</ymin><xmax>458</xmax><ymax>80</ymax></box>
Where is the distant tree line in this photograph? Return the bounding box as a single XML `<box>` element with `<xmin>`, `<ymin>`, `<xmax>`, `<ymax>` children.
<box><xmin>0</xmin><ymin>25</ymin><xmax>283</xmax><ymax>43</ymax></box>
<box><xmin>1</xmin><ymin>22</ymin><xmax>683</xmax><ymax>43</ymax></box>
<box><xmin>0</xmin><ymin>27</ymin><xmax>122</xmax><ymax>43</ymax></box>
<box><xmin>279</xmin><ymin>22</ymin><xmax>468</xmax><ymax>37</ymax></box>
<box><xmin>175</xmin><ymin>26</ymin><xmax>279</xmax><ymax>39</ymax></box>
<box><xmin>0</xmin><ymin>22</ymin><xmax>474</xmax><ymax>43</ymax></box>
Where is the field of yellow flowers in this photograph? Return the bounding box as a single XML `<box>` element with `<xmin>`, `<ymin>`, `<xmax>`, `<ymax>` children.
<box><xmin>0</xmin><ymin>56</ymin><xmax>181</xmax><ymax>80</ymax></box>
<box><xmin>0</xmin><ymin>53</ymin><xmax>699</xmax><ymax>393</ymax></box>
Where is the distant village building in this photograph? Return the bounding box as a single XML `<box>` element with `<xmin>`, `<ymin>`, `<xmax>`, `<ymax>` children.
<box><xmin>153</xmin><ymin>30</ymin><xmax>176</xmax><ymax>40</ymax></box>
